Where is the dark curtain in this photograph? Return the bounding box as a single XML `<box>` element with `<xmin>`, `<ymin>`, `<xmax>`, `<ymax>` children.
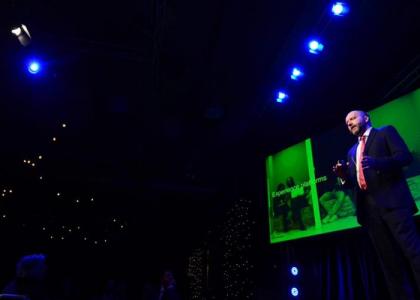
<box><xmin>255</xmin><ymin>228</ymin><xmax>407</xmax><ymax>300</ymax></box>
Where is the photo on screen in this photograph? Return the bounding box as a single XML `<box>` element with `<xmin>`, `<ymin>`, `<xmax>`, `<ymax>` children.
<box><xmin>266</xmin><ymin>139</ymin><xmax>318</xmax><ymax>243</ymax></box>
<box><xmin>267</xmin><ymin>88</ymin><xmax>420</xmax><ymax>244</ymax></box>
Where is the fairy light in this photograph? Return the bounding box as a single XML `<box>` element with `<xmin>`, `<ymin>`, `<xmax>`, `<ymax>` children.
<box><xmin>221</xmin><ymin>199</ymin><xmax>255</xmax><ymax>299</ymax></box>
<box><xmin>187</xmin><ymin>248</ymin><xmax>206</xmax><ymax>299</ymax></box>
<box><xmin>2</xmin><ymin>126</ymin><xmax>129</xmax><ymax>249</ymax></box>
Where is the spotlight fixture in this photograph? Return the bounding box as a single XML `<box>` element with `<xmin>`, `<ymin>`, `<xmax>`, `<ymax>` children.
<box><xmin>276</xmin><ymin>91</ymin><xmax>288</xmax><ymax>103</ymax></box>
<box><xmin>27</xmin><ymin>60</ymin><xmax>41</xmax><ymax>74</ymax></box>
<box><xmin>291</xmin><ymin>266</ymin><xmax>299</xmax><ymax>276</ymax></box>
<box><xmin>11</xmin><ymin>24</ymin><xmax>32</xmax><ymax>46</ymax></box>
<box><xmin>331</xmin><ymin>2</ymin><xmax>349</xmax><ymax>16</ymax></box>
<box><xmin>290</xmin><ymin>67</ymin><xmax>304</xmax><ymax>80</ymax></box>
<box><xmin>291</xmin><ymin>287</ymin><xmax>299</xmax><ymax>297</ymax></box>
<box><xmin>308</xmin><ymin>39</ymin><xmax>324</xmax><ymax>55</ymax></box>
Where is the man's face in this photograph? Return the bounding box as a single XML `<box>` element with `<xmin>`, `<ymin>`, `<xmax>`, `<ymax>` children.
<box><xmin>345</xmin><ymin>111</ymin><xmax>369</xmax><ymax>136</ymax></box>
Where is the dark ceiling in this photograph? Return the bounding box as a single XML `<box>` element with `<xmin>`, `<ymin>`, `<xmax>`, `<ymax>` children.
<box><xmin>0</xmin><ymin>0</ymin><xmax>420</xmax><ymax>271</ymax></box>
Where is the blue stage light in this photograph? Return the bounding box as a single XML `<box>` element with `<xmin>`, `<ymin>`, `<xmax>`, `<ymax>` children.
<box><xmin>308</xmin><ymin>40</ymin><xmax>324</xmax><ymax>55</ymax></box>
<box><xmin>27</xmin><ymin>60</ymin><xmax>41</xmax><ymax>74</ymax></box>
<box><xmin>276</xmin><ymin>91</ymin><xmax>288</xmax><ymax>103</ymax></box>
<box><xmin>332</xmin><ymin>2</ymin><xmax>349</xmax><ymax>16</ymax></box>
<box><xmin>291</xmin><ymin>266</ymin><xmax>299</xmax><ymax>276</ymax></box>
<box><xmin>291</xmin><ymin>287</ymin><xmax>299</xmax><ymax>297</ymax></box>
<box><xmin>290</xmin><ymin>67</ymin><xmax>304</xmax><ymax>80</ymax></box>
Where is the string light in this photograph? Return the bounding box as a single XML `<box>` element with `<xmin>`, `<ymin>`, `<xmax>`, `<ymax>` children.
<box><xmin>220</xmin><ymin>199</ymin><xmax>255</xmax><ymax>299</ymax></box>
<box><xmin>187</xmin><ymin>248</ymin><xmax>206</xmax><ymax>299</ymax></box>
<box><xmin>186</xmin><ymin>198</ymin><xmax>256</xmax><ymax>299</ymax></box>
<box><xmin>1</xmin><ymin>121</ymin><xmax>127</xmax><ymax>248</ymax></box>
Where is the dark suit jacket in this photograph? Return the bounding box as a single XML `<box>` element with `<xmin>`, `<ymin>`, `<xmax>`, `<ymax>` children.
<box><xmin>346</xmin><ymin>126</ymin><xmax>418</xmax><ymax>224</ymax></box>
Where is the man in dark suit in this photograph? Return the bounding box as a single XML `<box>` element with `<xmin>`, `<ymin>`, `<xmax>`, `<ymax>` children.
<box><xmin>333</xmin><ymin>110</ymin><xmax>420</xmax><ymax>300</ymax></box>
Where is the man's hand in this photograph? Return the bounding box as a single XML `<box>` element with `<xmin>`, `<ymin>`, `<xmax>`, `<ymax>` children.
<box><xmin>361</xmin><ymin>156</ymin><xmax>378</xmax><ymax>169</ymax></box>
<box><xmin>332</xmin><ymin>160</ymin><xmax>349</xmax><ymax>179</ymax></box>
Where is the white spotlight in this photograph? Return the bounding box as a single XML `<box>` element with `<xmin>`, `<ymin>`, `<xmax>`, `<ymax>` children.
<box><xmin>290</xmin><ymin>67</ymin><xmax>304</xmax><ymax>80</ymax></box>
<box><xmin>308</xmin><ymin>40</ymin><xmax>324</xmax><ymax>55</ymax></box>
<box><xmin>11</xmin><ymin>24</ymin><xmax>32</xmax><ymax>46</ymax></box>
<box><xmin>332</xmin><ymin>2</ymin><xmax>349</xmax><ymax>16</ymax></box>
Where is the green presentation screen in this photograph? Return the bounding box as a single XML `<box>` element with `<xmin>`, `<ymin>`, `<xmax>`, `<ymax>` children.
<box><xmin>267</xmin><ymin>89</ymin><xmax>420</xmax><ymax>244</ymax></box>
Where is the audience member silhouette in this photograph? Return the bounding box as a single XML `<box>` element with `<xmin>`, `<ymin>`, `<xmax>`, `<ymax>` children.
<box><xmin>2</xmin><ymin>254</ymin><xmax>50</xmax><ymax>300</ymax></box>
<box><xmin>97</xmin><ymin>279</ymin><xmax>128</xmax><ymax>300</ymax></box>
<box><xmin>141</xmin><ymin>270</ymin><xmax>181</xmax><ymax>300</ymax></box>
<box><xmin>158</xmin><ymin>271</ymin><xmax>180</xmax><ymax>300</ymax></box>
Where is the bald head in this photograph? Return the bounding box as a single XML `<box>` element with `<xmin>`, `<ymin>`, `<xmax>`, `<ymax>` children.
<box><xmin>345</xmin><ymin>110</ymin><xmax>371</xmax><ymax>136</ymax></box>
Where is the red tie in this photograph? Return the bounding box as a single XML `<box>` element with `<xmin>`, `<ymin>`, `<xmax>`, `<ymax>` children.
<box><xmin>357</xmin><ymin>136</ymin><xmax>367</xmax><ymax>190</ymax></box>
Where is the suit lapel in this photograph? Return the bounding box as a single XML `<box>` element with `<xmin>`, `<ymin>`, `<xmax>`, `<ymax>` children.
<box><xmin>350</xmin><ymin>143</ymin><xmax>358</xmax><ymax>171</ymax></box>
<box><xmin>364</xmin><ymin>128</ymin><xmax>377</xmax><ymax>155</ymax></box>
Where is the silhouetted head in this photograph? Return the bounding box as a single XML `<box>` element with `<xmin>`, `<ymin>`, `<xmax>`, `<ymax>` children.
<box><xmin>286</xmin><ymin>177</ymin><xmax>295</xmax><ymax>187</ymax></box>
<box><xmin>276</xmin><ymin>183</ymin><xmax>286</xmax><ymax>191</ymax></box>
<box><xmin>161</xmin><ymin>270</ymin><xmax>176</xmax><ymax>288</ymax></box>
<box><xmin>16</xmin><ymin>253</ymin><xmax>47</xmax><ymax>281</ymax></box>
